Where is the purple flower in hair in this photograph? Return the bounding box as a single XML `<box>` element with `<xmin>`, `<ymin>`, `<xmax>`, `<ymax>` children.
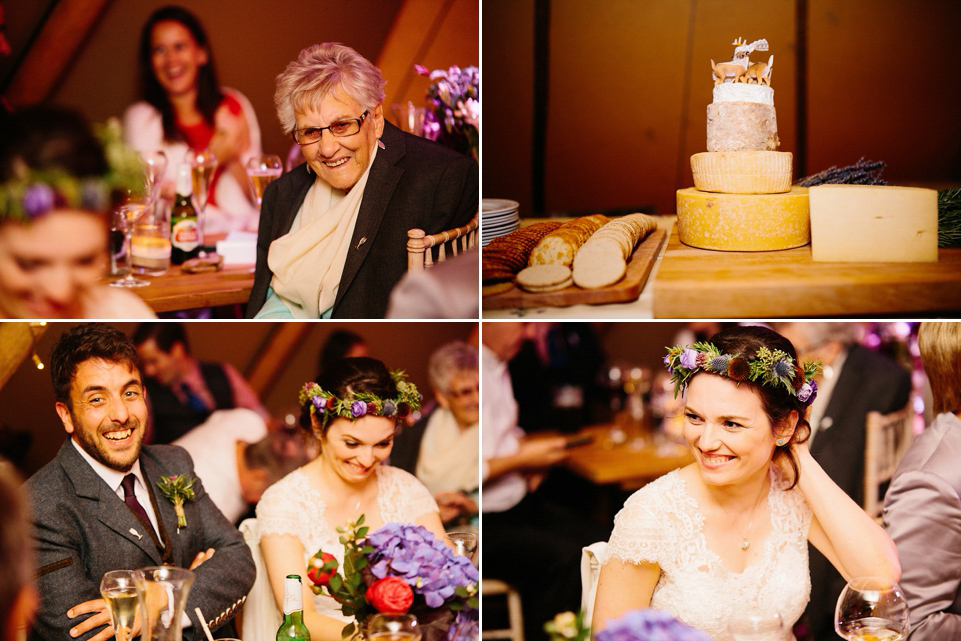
<box><xmin>24</xmin><ymin>184</ymin><xmax>56</xmax><ymax>219</ymax></box>
<box><xmin>382</xmin><ymin>400</ymin><xmax>397</xmax><ymax>417</ymax></box>
<box><xmin>311</xmin><ymin>396</ymin><xmax>327</xmax><ymax>412</ymax></box>
<box><xmin>680</xmin><ymin>349</ymin><xmax>699</xmax><ymax>370</ymax></box>
<box><xmin>351</xmin><ymin>400</ymin><xmax>368</xmax><ymax>418</ymax></box>
<box><xmin>798</xmin><ymin>380</ymin><xmax>818</xmax><ymax>404</ymax></box>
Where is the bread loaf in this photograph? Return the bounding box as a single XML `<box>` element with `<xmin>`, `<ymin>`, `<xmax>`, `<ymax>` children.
<box><xmin>528</xmin><ymin>214</ymin><xmax>609</xmax><ymax>267</ymax></box>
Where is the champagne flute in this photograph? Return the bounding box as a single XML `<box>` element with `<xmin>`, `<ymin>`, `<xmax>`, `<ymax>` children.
<box><xmin>110</xmin><ymin>199</ymin><xmax>150</xmax><ymax>287</ymax></box>
<box><xmin>729</xmin><ymin>608</ymin><xmax>783</xmax><ymax>640</ymax></box>
<box><xmin>100</xmin><ymin>570</ymin><xmax>139</xmax><ymax>641</ymax></box>
<box><xmin>186</xmin><ymin>148</ymin><xmax>217</xmax><ymax>250</ymax></box>
<box><xmin>141</xmin><ymin>150</ymin><xmax>167</xmax><ymax>206</ymax></box>
<box><xmin>245</xmin><ymin>155</ymin><xmax>282</xmax><ymax>207</ymax></box>
<box><xmin>835</xmin><ymin>577</ymin><xmax>910</xmax><ymax>640</ymax></box>
<box><xmin>446</xmin><ymin>531</ymin><xmax>477</xmax><ymax>561</ymax></box>
<box><xmin>367</xmin><ymin>613</ymin><xmax>422</xmax><ymax>641</ymax></box>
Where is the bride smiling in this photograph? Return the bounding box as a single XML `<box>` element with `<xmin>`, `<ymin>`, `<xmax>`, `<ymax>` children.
<box><xmin>257</xmin><ymin>357</ymin><xmax>446</xmax><ymax>641</ymax></box>
<box><xmin>591</xmin><ymin>325</ymin><xmax>900</xmax><ymax>641</ymax></box>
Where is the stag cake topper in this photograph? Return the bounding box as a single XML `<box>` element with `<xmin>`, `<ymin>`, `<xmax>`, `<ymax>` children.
<box><xmin>711</xmin><ymin>38</ymin><xmax>774</xmax><ymax>87</ymax></box>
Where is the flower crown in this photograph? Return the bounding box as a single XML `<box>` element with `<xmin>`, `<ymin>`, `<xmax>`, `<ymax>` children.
<box><xmin>299</xmin><ymin>370</ymin><xmax>422</xmax><ymax>427</ymax></box>
<box><xmin>0</xmin><ymin>119</ymin><xmax>146</xmax><ymax>223</ymax></box>
<box><xmin>665</xmin><ymin>342</ymin><xmax>822</xmax><ymax>405</ymax></box>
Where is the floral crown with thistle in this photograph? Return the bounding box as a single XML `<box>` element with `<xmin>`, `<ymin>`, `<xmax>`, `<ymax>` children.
<box><xmin>0</xmin><ymin>119</ymin><xmax>146</xmax><ymax>224</ymax></box>
<box><xmin>665</xmin><ymin>342</ymin><xmax>822</xmax><ymax>405</ymax></box>
<box><xmin>299</xmin><ymin>370</ymin><xmax>422</xmax><ymax>427</ymax></box>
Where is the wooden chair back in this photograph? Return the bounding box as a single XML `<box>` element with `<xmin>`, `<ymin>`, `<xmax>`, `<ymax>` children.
<box><xmin>864</xmin><ymin>402</ymin><xmax>915</xmax><ymax>519</ymax></box>
<box><xmin>481</xmin><ymin>579</ymin><xmax>524</xmax><ymax>641</ymax></box>
<box><xmin>407</xmin><ymin>215</ymin><xmax>478</xmax><ymax>271</ymax></box>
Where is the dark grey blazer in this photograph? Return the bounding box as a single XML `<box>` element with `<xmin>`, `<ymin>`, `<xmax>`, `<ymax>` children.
<box><xmin>246</xmin><ymin>120</ymin><xmax>479</xmax><ymax>318</ymax></box>
<box><xmin>26</xmin><ymin>440</ymin><xmax>255</xmax><ymax>641</ymax></box>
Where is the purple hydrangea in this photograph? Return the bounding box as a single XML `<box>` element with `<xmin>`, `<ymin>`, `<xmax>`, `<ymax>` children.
<box><xmin>596</xmin><ymin>610</ymin><xmax>714</xmax><ymax>641</ymax></box>
<box><xmin>367</xmin><ymin>523</ymin><xmax>478</xmax><ymax>610</ymax></box>
<box><xmin>351</xmin><ymin>400</ymin><xmax>368</xmax><ymax>418</ymax></box>
<box><xmin>798</xmin><ymin>380</ymin><xmax>818</xmax><ymax>404</ymax></box>
<box><xmin>24</xmin><ymin>184</ymin><xmax>56</xmax><ymax>219</ymax></box>
<box><xmin>679</xmin><ymin>349</ymin><xmax>699</xmax><ymax>370</ymax></box>
<box><xmin>311</xmin><ymin>396</ymin><xmax>327</xmax><ymax>411</ymax></box>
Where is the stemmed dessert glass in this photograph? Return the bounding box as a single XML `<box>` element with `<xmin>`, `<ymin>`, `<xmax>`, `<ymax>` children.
<box><xmin>367</xmin><ymin>613</ymin><xmax>422</xmax><ymax>641</ymax></box>
<box><xmin>110</xmin><ymin>197</ymin><xmax>150</xmax><ymax>288</ymax></box>
<box><xmin>835</xmin><ymin>577</ymin><xmax>910</xmax><ymax>640</ymax></box>
<box><xmin>245</xmin><ymin>155</ymin><xmax>282</xmax><ymax>208</ymax></box>
<box><xmin>446</xmin><ymin>531</ymin><xmax>478</xmax><ymax>561</ymax></box>
<box><xmin>186</xmin><ymin>148</ymin><xmax>217</xmax><ymax>249</ymax></box>
<box><xmin>728</xmin><ymin>608</ymin><xmax>783</xmax><ymax>640</ymax></box>
<box><xmin>100</xmin><ymin>570</ymin><xmax>139</xmax><ymax>641</ymax></box>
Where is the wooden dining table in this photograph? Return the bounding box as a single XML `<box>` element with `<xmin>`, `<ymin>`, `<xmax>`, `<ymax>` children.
<box><xmin>118</xmin><ymin>262</ymin><xmax>256</xmax><ymax>313</ymax></box>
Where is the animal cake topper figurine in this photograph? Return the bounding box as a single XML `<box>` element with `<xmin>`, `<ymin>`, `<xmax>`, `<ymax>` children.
<box><xmin>711</xmin><ymin>37</ymin><xmax>774</xmax><ymax>87</ymax></box>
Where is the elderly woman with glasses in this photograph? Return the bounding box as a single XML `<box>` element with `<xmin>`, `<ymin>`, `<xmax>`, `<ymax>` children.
<box><xmin>247</xmin><ymin>43</ymin><xmax>478</xmax><ymax>319</ymax></box>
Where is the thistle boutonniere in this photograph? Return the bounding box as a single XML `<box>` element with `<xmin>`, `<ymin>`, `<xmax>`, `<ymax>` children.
<box><xmin>157</xmin><ymin>475</ymin><xmax>196</xmax><ymax>531</ymax></box>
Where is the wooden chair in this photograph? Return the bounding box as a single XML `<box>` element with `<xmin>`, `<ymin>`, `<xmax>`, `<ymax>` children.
<box><xmin>864</xmin><ymin>402</ymin><xmax>915</xmax><ymax>519</ymax></box>
<box><xmin>406</xmin><ymin>215</ymin><xmax>478</xmax><ymax>271</ymax></box>
<box><xmin>481</xmin><ymin>579</ymin><xmax>524</xmax><ymax>641</ymax></box>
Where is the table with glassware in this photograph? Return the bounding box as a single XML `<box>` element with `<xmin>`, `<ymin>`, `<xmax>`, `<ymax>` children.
<box><xmin>118</xmin><ymin>261</ymin><xmax>255</xmax><ymax>313</ymax></box>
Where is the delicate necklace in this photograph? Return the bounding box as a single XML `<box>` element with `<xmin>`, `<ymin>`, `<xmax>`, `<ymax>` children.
<box><xmin>721</xmin><ymin>480</ymin><xmax>769</xmax><ymax>552</ymax></box>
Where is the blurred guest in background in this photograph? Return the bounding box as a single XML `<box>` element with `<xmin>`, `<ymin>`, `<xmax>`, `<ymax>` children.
<box><xmin>482</xmin><ymin>322</ymin><xmax>606</xmax><ymax>641</ymax></box>
<box><xmin>0</xmin><ymin>460</ymin><xmax>37</xmax><ymax>641</ymax></box>
<box><xmin>173</xmin><ymin>408</ymin><xmax>307</xmax><ymax>525</ymax></box>
<box><xmin>775</xmin><ymin>322</ymin><xmax>912</xmax><ymax>641</ymax></box>
<box><xmin>386</xmin><ymin>247</ymin><xmax>479</xmax><ymax>319</ymax></box>
<box><xmin>0</xmin><ymin>105</ymin><xmax>156</xmax><ymax>318</ymax></box>
<box><xmin>317</xmin><ymin>328</ymin><xmax>369</xmax><ymax>377</ymax></box>
<box><xmin>124</xmin><ymin>5</ymin><xmax>261</xmax><ymax>233</ymax></box>
<box><xmin>883</xmin><ymin>322</ymin><xmax>961</xmax><ymax>640</ymax></box>
<box><xmin>392</xmin><ymin>341</ymin><xmax>478</xmax><ymax>529</ymax></box>
<box><xmin>133</xmin><ymin>322</ymin><xmax>270</xmax><ymax>443</ymax></box>
<box><xmin>247</xmin><ymin>42</ymin><xmax>477</xmax><ymax>319</ymax></box>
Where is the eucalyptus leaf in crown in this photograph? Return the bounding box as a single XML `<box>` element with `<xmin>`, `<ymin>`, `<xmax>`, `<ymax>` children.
<box><xmin>299</xmin><ymin>370</ymin><xmax>422</xmax><ymax>427</ymax></box>
<box><xmin>664</xmin><ymin>342</ymin><xmax>822</xmax><ymax>405</ymax></box>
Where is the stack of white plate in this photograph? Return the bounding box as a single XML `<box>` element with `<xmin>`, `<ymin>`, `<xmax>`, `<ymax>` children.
<box><xmin>481</xmin><ymin>198</ymin><xmax>520</xmax><ymax>246</ymax></box>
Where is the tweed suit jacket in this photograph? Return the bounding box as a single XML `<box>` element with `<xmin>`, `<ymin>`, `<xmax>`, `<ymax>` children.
<box><xmin>804</xmin><ymin>344</ymin><xmax>912</xmax><ymax>641</ymax></box>
<box><xmin>882</xmin><ymin>412</ymin><xmax>961</xmax><ymax>640</ymax></box>
<box><xmin>246</xmin><ymin>120</ymin><xmax>479</xmax><ymax>318</ymax></box>
<box><xmin>26</xmin><ymin>439</ymin><xmax>255</xmax><ymax>641</ymax></box>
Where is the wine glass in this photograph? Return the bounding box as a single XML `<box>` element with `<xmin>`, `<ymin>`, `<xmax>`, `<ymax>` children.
<box><xmin>100</xmin><ymin>570</ymin><xmax>139</xmax><ymax>641</ymax></box>
<box><xmin>186</xmin><ymin>148</ymin><xmax>217</xmax><ymax>249</ymax></box>
<box><xmin>110</xmin><ymin>199</ymin><xmax>150</xmax><ymax>287</ymax></box>
<box><xmin>728</xmin><ymin>608</ymin><xmax>783</xmax><ymax>640</ymax></box>
<box><xmin>367</xmin><ymin>613</ymin><xmax>422</xmax><ymax>641</ymax></box>
<box><xmin>245</xmin><ymin>155</ymin><xmax>282</xmax><ymax>207</ymax></box>
<box><xmin>446</xmin><ymin>531</ymin><xmax>477</xmax><ymax>560</ymax></box>
<box><xmin>141</xmin><ymin>150</ymin><xmax>167</xmax><ymax>205</ymax></box>
<box><xmin>835</xmin><ymin>577</ymin><xmax>910</xmax><ymax>640</ymax></box>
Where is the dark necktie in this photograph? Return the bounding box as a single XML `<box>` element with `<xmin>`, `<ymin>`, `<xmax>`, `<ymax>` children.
<box><xmin>181</xmin><ymin>382</ymin><xmax>208</xmax><ymax>413</ymax></box>
<box><xmin>121</xmin><ymin>473</ymin><xmax>152</xmax><ymax>530</ymax></box>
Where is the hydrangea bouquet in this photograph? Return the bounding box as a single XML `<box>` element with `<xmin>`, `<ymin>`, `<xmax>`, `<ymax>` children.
<box><xmin>547</xmin><ymin>609</ymin><xmax>715</xmax><ymax>641</ymax></box>
<box><xmin>415</xmin><ymin>64</ymin><xmax>479</xmax><ymax>161</ymax></box>
<box><xmin>308</xmin><ymin>517</ymin><xmax>478</xmax><ymax>641</ymax></box>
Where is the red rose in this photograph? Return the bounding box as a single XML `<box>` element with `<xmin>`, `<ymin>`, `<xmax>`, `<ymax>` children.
<box><xmin>366</xmin><ymin>577</ymin><xmax>414</xmax><ymax>615</ymax></box>
<box><xmin>307</xmin><ymin>552</ymin><xmax>338</xmax><ymax>589</ymax></box>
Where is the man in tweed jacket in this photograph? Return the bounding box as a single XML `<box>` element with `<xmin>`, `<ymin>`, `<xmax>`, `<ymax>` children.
<box><xmin>25</xmin><ymin>324</ymin><xmax>254</xmax><ymax>641</ymax></box>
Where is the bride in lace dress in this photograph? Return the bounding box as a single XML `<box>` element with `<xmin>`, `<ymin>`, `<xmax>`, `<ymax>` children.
<box><xmin>592</xmin><ymin>326</ymin><xmax>901</xmax><ymax>641</ymax></box>
<box><xmin>258</xmin><ymin>357</ymin><xmax>446</xmax><ymax>641</ymax></box>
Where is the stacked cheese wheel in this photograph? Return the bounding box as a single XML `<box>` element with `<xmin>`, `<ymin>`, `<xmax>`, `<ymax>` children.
<box><xmin>678</xmin><ymin>81</ymin><xmax>810</xmax><ymax>251</ymax></box>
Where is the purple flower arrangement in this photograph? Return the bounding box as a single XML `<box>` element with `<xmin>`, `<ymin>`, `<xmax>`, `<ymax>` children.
<box><xmin>414</xmin><ymin>64</ymin><xmax>479</xmax><ymax>161</ymax></box>
<box><xmin>596</xmin><ymin>610</ymin><xmax>715</xmax><ymax>641</ymax></box>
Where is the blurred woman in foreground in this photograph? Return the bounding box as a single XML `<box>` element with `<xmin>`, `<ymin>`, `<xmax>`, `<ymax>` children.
<box><xmin>0</xmin><ymin>106</ymin><xmax>155</xmax><ymax>318</ymax></box>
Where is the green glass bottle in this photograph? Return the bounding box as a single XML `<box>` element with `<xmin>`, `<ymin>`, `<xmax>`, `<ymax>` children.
<box><xmin>276</xmin><ymin>574</ymin><xmax>311</xmax><ymax>640</ymax></box>
<box><xmin>170</xmin><ymin>163</ymin><xmax>201</xmax><ymax>265</ymax></box>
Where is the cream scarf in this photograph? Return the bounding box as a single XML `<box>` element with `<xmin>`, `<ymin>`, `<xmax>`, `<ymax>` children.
<box><xmin>415</xmin><ymin>408</ymin><xmax>479</xmax><ymax>495</ymax></box>
<box><xmin>266</xmin><ymin>145</ymin><xmax>378</xmax><ymax>317</ymax></box>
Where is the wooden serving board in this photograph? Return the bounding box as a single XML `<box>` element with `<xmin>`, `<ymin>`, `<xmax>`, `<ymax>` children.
<box><xmin>653</xmin><ymin>228</ymin><xmax>961</xmax><ymax>317</ymax></box>
<box><xmin>483</xmin><ymin>228</ymin><xmax>667</xmax><ymax>310</ymax></box>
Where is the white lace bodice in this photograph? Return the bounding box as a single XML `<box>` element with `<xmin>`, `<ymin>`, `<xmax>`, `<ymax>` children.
<box><xmin>256</xmin><ymin>465</ymin><xmax>439</xmax><ymax>621</ymax></box>
<box><xmin>603</xmin><ymin>468</ymin><xmax>812</xmax><ymax>641</ymax></box>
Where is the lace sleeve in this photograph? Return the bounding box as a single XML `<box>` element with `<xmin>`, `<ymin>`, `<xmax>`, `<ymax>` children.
<box><xmin>256</xmin><ymin>472</ymin><xmax>308</xmax><ymax>541</ymax></box>
<box><xmin>603</xmin><ymin>475</ymin><xmax>683</xmax><ymax>567</ymax></box>
<box><xmin>379</xmin><ymin>466</ymin><xmax>439</xmax><ymax>524</ymax></box>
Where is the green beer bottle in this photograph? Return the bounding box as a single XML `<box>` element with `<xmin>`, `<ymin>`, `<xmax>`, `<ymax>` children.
<box><xmin>276</xmin><ymin>574</ymin><xmax>311</xmax><ymax>640</ymax></box>
<box><xmin>170</xmin><ymin>163</ymin><xmax>201</xmax><ymax>265</ymax></box>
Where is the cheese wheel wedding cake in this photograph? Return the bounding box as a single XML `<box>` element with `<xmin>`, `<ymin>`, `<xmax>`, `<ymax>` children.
<box><xmin>677</xmin><ymin>38</ymin><xmax>810</xmax><ymax>251</ymax></box>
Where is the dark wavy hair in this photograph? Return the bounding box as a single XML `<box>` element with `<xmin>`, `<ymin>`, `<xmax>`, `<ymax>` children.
<box><xmin>704</xmin><ymin>325</ymin><xmax>812</xmax><ymax>489</ymax></box>
<box><xmin>299</xmin><ymin>357</ymin><xmax>398</xmax><ymax>441</ymax></box>
<box><xmin>0</xmin><ymin>105</ymin><xmax>107</xmax><ymax>182</ymax></box>
<box><xmin>51</xmin><ymin>323</ymin><xmax>141</xmax><ymax>410</ymax></box>
<box><xmin>137</xmin><ymin>6</ymin><xmax>224</xmax><ymax>143</ymax></box>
